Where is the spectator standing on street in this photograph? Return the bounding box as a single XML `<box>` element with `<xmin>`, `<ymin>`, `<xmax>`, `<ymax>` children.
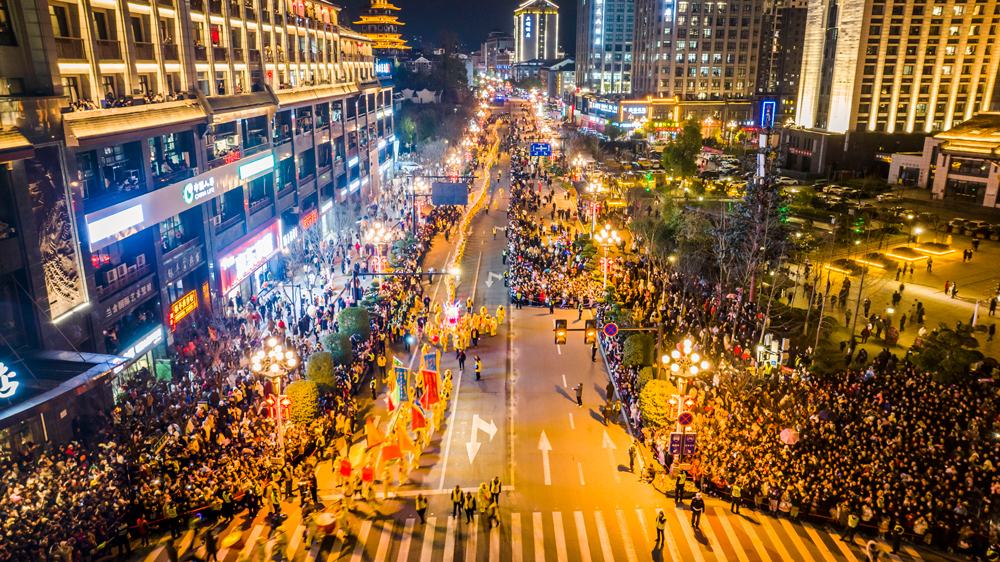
<box><xmin>575</xmin><ymin>383</ymin><xmax>583</xmax><ymax>406</ymax></box>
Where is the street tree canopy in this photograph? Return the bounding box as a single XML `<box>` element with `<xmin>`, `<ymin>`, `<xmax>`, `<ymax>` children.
<box><xmin>306</xmin><ymin>351</ymin><xmax>336</xmax><ymax>388</ymax></box>
<box><xmin>623</xmin><ymin>333</ymin><xmax>655</xmax><ymax>367</ymax></box>
<box><xmin>322</xmin><ymin>332</ymin><xmax>353</xmax><ymax>366</ymax></box>
<box><xmin>911</xmin><ymin>322</ymin><xmax>987</xmax><ymax>382</ymax></box>
<box><xmin>639</xmin><ymin>379</ymin><xmax>679</xmax><ymax>428</ymax></box>
<box><xmin>661</xmin><ymin>118</ymin><xmax>703</xmax><ymax>178</ymax></box>
<box><xmin>604</xmin><ymin>124</ymin><xmax>624</xmax><ymax>142</ymax></box>
<box><xmin>339</xmin><ymin>307</ymin><xmax>371</xmax><ymax>341</ymax></box>
<box><xmin>285</xmin><ymin>380</ymin><xmax>321</xmax><ymax>425</ymax></box>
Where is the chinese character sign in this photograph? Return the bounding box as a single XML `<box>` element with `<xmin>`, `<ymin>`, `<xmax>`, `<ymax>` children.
<box><xmin>395</xmin><ymin>366</ymin><xmax>410</xmax><ymax>404</ymax></box>
<box><xmin>0</xmin><ymin>362</ymin><xmax>17</xmax><ymax>398</ymax></box>
<box><xmin>421</xmin><ymin>370</ymin><xmax>440</xmax><ymax>405</ymax></box>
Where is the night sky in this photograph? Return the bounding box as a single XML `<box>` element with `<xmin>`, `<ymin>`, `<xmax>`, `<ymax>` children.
<box><xmin>339</xmin><ymin>0</ymin><xmax>577</xmax><ymax>57</ymax></box>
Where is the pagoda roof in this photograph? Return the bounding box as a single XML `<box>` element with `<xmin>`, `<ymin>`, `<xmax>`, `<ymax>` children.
<box><xmin>355</xmin><ymin>15</ymin><xmax>405</xmax><ymax>24</ymax></box>
<box><xmin>369</xmin><ymin>0</ymin><xmax>401</xmax><ymax>9</ymax></box>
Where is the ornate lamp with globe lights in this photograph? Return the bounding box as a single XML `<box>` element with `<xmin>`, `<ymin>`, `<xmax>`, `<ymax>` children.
<box><xmin>660</xmin><ymin>339</ymin><xmax>710</xmax><ymax>476</ymax></box>
<box><xmin>252</xmin><ymin>337</ymin><xmax>298</xmax><ymax>450</ymax></box>
<box><xmin>593</xmin><ymin>223</ymin><xmax>621</xmax><ymax>290</ymax></box>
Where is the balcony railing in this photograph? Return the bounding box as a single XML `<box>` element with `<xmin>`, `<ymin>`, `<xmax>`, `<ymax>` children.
<box><xmin>310</xmin><ymin>51</ymin><xmax>317</xmax><ymax>63</ymax></box>
<box><xmin>229</xmin><ymin>3</ymin><xmax>241</xmax><ymax>16</ymax></box>
<box><xmin>96</xmin><ymin>39</ymin><xmax>122</xmax><ymax>60</ymax></box>
<box><xmin>194</xmin><ymin>46</ymin><xmax>208</xmax><ymax>61</ymax></box>
<box><xmin>157</xmin><ymin>0</ymin><xmax>174</xmax><ymax>6</ymax></box>
<box><xmin>261</xmin><ymin>11</ymin><xmax>270</xmax><ymax>23</ymax></box>
<box><xmin>249</xmin><ymin>197</ymin><xmax>272</xmax><ymax>215</ymax></box>
<box><xmin>163</xmin><ymin>43</ymin><xmax>179</xmax><ymax>61</ymax></box>
<box><xmin>245</xmin><ymin>8</ymin><xmax>256</xmax><ymax>20</ymax></box>
<box><xmin>55</xmin><ymin>36</ymin><xmax>86</xmax><ymax>60</ymax></box>
<box><xmin>213</xmin><ymin>46</ymin><xmax>228</xmax><ymax>61</ymax></box>
<box><xmin>96</xmin><ymin>263</ymin><xmax>151</xmax><ymax>302</ymax></box>
<box><xmin>249</xmin><ymin>49</ymin><xmax>261</xmax><ymax>63</ymax></box>
<box><xmin>299</xmin><ymin>50</ymin><xmax>307</xmax><ymax>61</ymax></box>
<box><xmin>210</xmin><ymin>0</ymin><xmax>222</xmax><ymax>14</ymax></box>
<box><xmin>190</xmin><ymin>0</ymin><xmax>204</xmax><ymax>11</ymax></box>
<box><xmin>232</xmin><ymin>47</ymin><xmax>244</xmax><ymax>61</ymax></box>
<box><xmin>135</xmin><ymin>42</ymin><xmax>155</xmax><ymax>61</ymax></box>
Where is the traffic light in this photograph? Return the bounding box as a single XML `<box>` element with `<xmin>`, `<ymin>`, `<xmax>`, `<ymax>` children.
<box><xmin>584</xmin><ymin>320</ymin><xmax>597</xmax><ymax>344</ymax></box>
<box><xmin>555</xmin><ymin>319</ymin><xmax>567</xmax><ymax>345</ymax></box>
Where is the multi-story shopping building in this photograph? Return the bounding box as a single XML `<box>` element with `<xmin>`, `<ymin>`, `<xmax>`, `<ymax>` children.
<box><xmin>355</xmin><ymin>0</ymin><xmax>411</xmax><ymax>57</ymax></box>
<box><xmin>576</xmin><ymin>0</ymin><xmax>634</xmax><ymax>94</ymax></box>
<box><xmin>482</xmin><ymin>30</ymin><xmax>516</xmax><ymax>78</ymax></box>
<box><xmin>631</xmin><ymin>0</ymin><xmax>766</xmax><ymax>100</ymax></box>
<box><xmin>796</xmin><ymin>0</ymin><xmax>1000</xmax><ymax>134</ymax></box>
<box><xmin>0</xmin><ymin>0</ymin><xmax>396</xmax><ymax>451</ymax></box>
<box><xmin>514</xmin><ymin>0</ymin><xmax>560</xmax><ymax>63</ymax></box>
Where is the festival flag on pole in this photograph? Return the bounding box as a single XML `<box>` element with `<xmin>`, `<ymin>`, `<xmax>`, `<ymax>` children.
<box><xmin>381</xmin><ymin>439</ymin><xmax>402</xmax><ymax>461</ymax></box>
<box><xmin>395</xmin><ymin>366</ymin><xmax>410</xmax><ymax>403</ymax></box>
<box><xmin>421</xmin><ymin>370</ymin><xmax>441</xmax><ymax>406</ymax></box>
<box><xmin>398</xmin><ymin>426</ymin><xmax>418</xmax><ymax>454</ymax></box>
<box><xmin>364</xmin><ymin>417</ymin><xmax>385</xmax><ymax>449</ymax></box>
<box><xmin>411</xmin><ymin>404</ymin><xmax>426</xmax><ymax>431</ymax></box>
<box><xmin>423</xmin><ymin>351</ymin><xmax>440</xmax><ymax>374</ymax></box>
<box><xmin>393</xmin><ymin>356</ymin><xmax>404</xmax><ymax>368</ymax></box>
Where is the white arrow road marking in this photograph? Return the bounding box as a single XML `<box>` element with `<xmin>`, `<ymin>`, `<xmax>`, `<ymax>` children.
<box><xmin>484</xmin><ymin>272</ymin><xmax>502</xmax><ymax>287</ymax></box>
<box><xmin>539</xmin><ymin>431</ymin><xmax>552</xmax><ymax>485</ymax></box>
<box><xmin>602</xmin><ymin>430</ymin><xmax>621</xmax><ymax>483</ymax></box>
<box><xmin>466</xmin><ymin>414</ymin><xmax>498</xmax><ymax>463</ymax></box>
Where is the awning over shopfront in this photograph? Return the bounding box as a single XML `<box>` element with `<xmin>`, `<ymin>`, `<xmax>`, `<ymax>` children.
<box><xmin>934</xmin><ymin>112</ymin><xmax>1000</xmax><ymax>155</ymax></box>
<box><xmin>0</xmin><ymin>127</ymin><xmax>34</xmax><ymax>163</ymax></box>
<box><xmin>275</xmin><ymin>83</ymin><xmax>360</xmax><ymax>109</ymax></box>
<box><xmin>205</xmin><ymin>90</ymin><xmax>279</xmax><ymax>124</ymax></box>
<box><xmin>63</xmin><ymin>100</ymin><xmax>208</xmax><ymax>146</ymax></box>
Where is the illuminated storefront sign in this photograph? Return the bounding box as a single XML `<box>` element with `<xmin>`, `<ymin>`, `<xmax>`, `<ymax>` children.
<box><xmin>121</xmin><ymin>326</ymin><xmax>163</xmax><ymax>361</ymax></box>
<box><xmin>624</xmin><ymin>106</ymin><xmax>648</xmax><ymax>115</ymax></box>
<box><xmin>301</xmin><ymin>209</ymin><xmax>319</xmax><ymax>230</ymax></box>
<box><xmin>182</xmin><ymin>177</ymin><xmax>216</xmax><ymax>204</ymax></box>
<box><xmin>760</xmin><ymin>100</ymin><xmax>777</xmax><ymax>128</ymax></box>
<box><xmin>281</xmin><ymin>226</ymin><xmax>299</xmax><ymax>247</ymax></box>
<box><xmin>321</xmin><ymin>200</ymin><xmax>334</xmax><ymax>214</ymax></box>
<box><xmin>590</xmin><ymin>101</ymin><xmax>618</xmax><ymax>114</ymax></box>
<box><xmin>349</xmin><ymin>179</ymin><xmax>361</xmax><ymax>192</ymax></box>
<box><xmin>88</xmin><ymin>205</ymin><xmax>144</xmax><ymax>245</ymax></box>
<box><xmin>525</xmin><ymin>15</ymin><xmax>532</xmax><ymax>38</ymax></box>
<box><xmin>219</xmin><ymin>222</ymin><xmax>280</xmax><ymax>294</ymax></box>
<box><xmin>348</xmin><ymin>156</ymin><xmax>359</xmax><ymax>167</ymax></box>
<box><xmin>169</xmin><ymin>290</ymin><xmax>198</xmax><ymax>330</ymax></box>
<box><xmin>0</xmin><ymin>361</ymin><xmax>18</xmax><ymax>398</ymax></box>
<box><xmin>239</xmin><ymin>154</ymin><xmax>275</xmax><ymax>180</ymax></box>
<box><xmin>375</xmin><ymin>59</ymin><xmax>392</xmax><ymax>76</ymax></box>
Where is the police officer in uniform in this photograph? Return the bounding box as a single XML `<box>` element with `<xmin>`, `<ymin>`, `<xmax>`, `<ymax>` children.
<box><xmin>451</xmin><ymin>485</ymin><xmax>464</xmax><ymax>517</ymax></box>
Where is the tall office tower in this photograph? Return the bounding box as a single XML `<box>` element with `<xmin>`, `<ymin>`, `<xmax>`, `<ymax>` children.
<box><xmin>355</xmin><ymin>0</ymin><xmax>411</xmax><ymax>56</ymax></box>
<box><xmin>514</xmin><ymin>0</ymin><xmax>560</xmax><ymax>63</ymax></box>
<box><xmin>796</xmin><ymin>0</ymin><xmax>1000</xmax><ymax>134</ymax></box>
<box><xmin>576</xmin><ymin>0</ymin><xmax>634</xmax><ymax>93</ymax></box>
<box><xmin>632</xmin><ymin>0</ymin><xmax>767</xmax><ymax>100</ymax></box>
<box><xmin>756</xmin><ymin>0</ymin><xmax>807</xmax><ymax>122</ymax></box>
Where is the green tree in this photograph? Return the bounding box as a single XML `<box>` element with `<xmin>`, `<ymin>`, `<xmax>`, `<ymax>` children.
<box><xmin>623</xmin><ymin>333</ymin><xmax>655</xmax><ymax>367</ymax></box>
<box><xmin>306</xmin><ymin>351</ymin><xmax>336</xmax><ymax>387</ymax></box>
<box><xmin>661</xmin><ymin>118</ymin><xmax>703</xmax><ymax>178</ymax></box>
<box><xmin>604</xmin><ymin>124</ymin><xmax>624</xmax><ymax>142</ymax></box>
<box><xmin>515</xmin><ymin>77</ymin><xmax>543</xmax><ymax>90</ymax></box>
<box><xmin>284</xmin><ymin>380</ymin><xmax>320</xmax><ymax>425</ymax></box>
<box><xmin>322</xmin><ymin>332</ymin><xmax>353</xmax><ymax>366</ymax></box>
<box><xmin>398</xmin><ymin>114</ymin><xmax>418</xmax><ymax>147</ymax></box>
<box><xmin>339</xmin><ymin>307</ymin><xmax>371</xmax><ymax>341</ymax></box>
<box><xmin>639</xmin><ymin>379</ymin><xmax>679</xmax><ymax>428</ymax></box>
<box><xmin>911</xmin><ymin>323</ymin><xmax>988</xmax><ymax>382</ymax></box>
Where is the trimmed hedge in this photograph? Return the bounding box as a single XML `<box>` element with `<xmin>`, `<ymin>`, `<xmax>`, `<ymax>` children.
<box><xmin>623</xmin><ymin>333</ymin><xmax>655</xmax><ymax>367</ymax></box>
<box><xmin>322</xmin><ymin>332</ymin><xmax>353</xmax><ymax>366</ymax></box>
<box><xmin>284</xmin><ymin>380</ymin><xmax>320</xmax><ymax>425</ymax></box>
<box><xmin>639</xmin><ymin>379</ymin><xmax>677</xmax><ymax>428</ymax></box>
<box><xmin>339</xmin><ymin>307</ymin><xmax>371</xmax><ymax>341</ymax></box>
<box><xmin>306</xmin><ymin>351</ymin><xmax>337</xmax><ymax>387</ymax></box>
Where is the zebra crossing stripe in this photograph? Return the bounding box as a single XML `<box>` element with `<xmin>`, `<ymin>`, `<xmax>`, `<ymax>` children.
<box><xmin>698</xmin><ymin>511</ymin><xmax>725</xmax><ymax>560</ymax></box>
<box><xmin>288</xmin><ymin>523</ymin><xmax>306</xmax><ymax>556</ymax></box>
<box><xmin>807</xmin><ymin>522</ymin><xmax>860</xmax><ymax>562</ymax></box>
<box><xmin>616</xmin><ymin>509</ymin><xmax>639</xmax><ymax>562</ymax></box>
<box><xmin>574</xmin><ymin>511</ymin><xmax>593</xmax><ymax>562</ymax></box>
<box><xmin>375</xmin><ymin>520</ymin><xmax>394</xmax><ymax>561</ymax></box>
<box><xmin>711</xmin><ymin>508</ymin><xmax>751</xmax><ymax>562</ymax></box>
<box><xmin>306</xmin><ymin>536</ymin><xmax>322</xmax><ymax>562</ymax></box>
<box><xmin>467</xmin><ymin>514</ymin><xmax>479</xmax><ymax>562</ymax></box>
<box><xmin>418</xmin><ymin>517</ymin><xmax>435</xmax><ymax>562</ymax></box>
<box><xmin>352</xmin><ymin>520</ymin><xmax>373</xmax><ymax>562</ymax></box>
<box><xmin>242</xmin><ymin>524</ymin><xmax>265</xmax><ymax>559</ymax></box>
<box><xmin>673</xmin><ymin>507</ymin><xmax>708</xmax><ymax>562</ymax></box>
<box><xmin>757</xmin><ymin>513</ymin><xmax>797</xmax><ymax>561</ymax></box>
<box><xmin>511</xmin><ymin>513</ymin><xmax>523</xmax><ymax>562</ymax></box>
<box><xmin>443</xmin><ymin>516</ymin><xmax>456</xmax><ymax>562</ymax></box>
<box><xmin>533</xmin><ymin>512</ymin><xmax>544</xmax><ymax>562</ymax></box>
<box><xmin>800</xmin><ymin>520</ymin><xmax>841</xmax><ymax>562</ymax></box>
<box><xmin>778</xmin><ymin>517</ymin><xmax>814</xmax><ymax>559</ymax></box>
<box><xmin>876</xmin><ymin>538</ymin><xmax>906</xmax><ymax>562</ymax></box>
<box><xmin>553</xmin><ymin>512</ymin><xmax>569</xmax><ymax>562</ymax></box>
<box><xmin>736</xmin><ymin>510</ymin><xmax>772</xmax><ymax>561</ymax></box>
<box><xmin>490</xmin><ymin>520</ymin><xmax>501</xmax><ymax>562</ymax></box>
<box><xmin>594</xmin><ymin>511</ymin><xmax>614</xmax><ymax>562</ymax></box>
<box><xmin>398</xmin><ymin>518</ymin><xmax>415</xmax><ymax>562</ymax></box>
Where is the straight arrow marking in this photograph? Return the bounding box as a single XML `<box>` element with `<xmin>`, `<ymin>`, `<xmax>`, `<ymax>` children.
<box><xmin>539</xmin><ymin>430</ymin><xmax>552</xmax><ymax>485</ymax></box>
<box><xmin>602</xmin><ymin>430</ymin><xmax>620</xmax><ymax>483</ymax></box>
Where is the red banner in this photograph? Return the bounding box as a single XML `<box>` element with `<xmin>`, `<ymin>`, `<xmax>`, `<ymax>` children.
<box><xmin>361</xmin><ymin>466</ymin><xmax>374</xmax><ymax>483</ymax></box>
<box><xmin>421</xmin><ymin>370</ymin><xmax>440</xmax><ymax>405</ymax></box>
<box><xmin>339</xmin><ymin>459</ymin><xmax>352</xmax><ymax>477</ymax></box>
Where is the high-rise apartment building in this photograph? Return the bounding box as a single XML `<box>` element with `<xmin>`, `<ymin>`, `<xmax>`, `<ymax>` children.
<box><xmin>355</xmin><ymin>0</ymin><xmax>411</xmax><ymax>57</ymax></box>
<box><xmin>483</xmin><ymin>30</ymin><xmax>516</xmax><ymax>77</ymax></box>
<box><xmin>514</xmin><ymin>0</ymin><xmax>560</xmax><ymax>63</ymax></box>
<box><xmin>757</xmin><ymin>0</ymin><xmax>808</xmax><ymax>122</ymax></box>
<box><xmin>796</xmin><ymin>0</ymin><xmax>1000</xmax><ymax>134</ymax></box>
<box><xmin>0</xmin><ymin>0</ymin><xmax>396</xmax><ymax>447</ymax></box>
<box><xmin>576</xmin><ymin>0</ymin><xmax>634</xmax><ymax>93</ymax></box>
<box><xmin>631</xmin><ymin>0</ymin><xmax>765</xmax><ymax>100</ymax></box>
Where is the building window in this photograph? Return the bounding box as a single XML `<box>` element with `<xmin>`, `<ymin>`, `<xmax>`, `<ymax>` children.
<box><xmin>0</xmin><ymin>0</ymin><xmax>15</xmax><ymax>46</ymax></box>
<box><xmin>149</xmin><ymin>132</ymin><xmax>196</xmax><ymax>183</ymax></box>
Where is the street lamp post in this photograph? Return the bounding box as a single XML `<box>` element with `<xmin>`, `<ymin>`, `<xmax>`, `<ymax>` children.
<box><xmin>660</xmin><ymin>339</ymin><xmax>710</xmax><ymax>477</ymax></box>
<box><xmin>251</xmin><ymin>337</ymin><xmax>298</xmax><ymax>451</ymax></box>
<box><xmin>366</xmin><ymin>222</ymin><xmax>393</xmax><ymax>286</ymax></box>
<box><xmin>593</xmin><ymin>223</ymin><xmax>621</xmax><ymax>290</ymax></box>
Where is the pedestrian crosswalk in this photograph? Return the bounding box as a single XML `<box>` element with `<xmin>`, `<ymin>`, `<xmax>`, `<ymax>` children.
<box><xmin>147</xmin><ymin>502</ymin><xmax>939</xmax><ymax>562</ymax></box>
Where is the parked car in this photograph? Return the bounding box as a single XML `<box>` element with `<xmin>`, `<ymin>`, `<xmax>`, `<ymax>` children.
<box><xmin>965</xmin><ymin>220</ymin><xmax>991</xmax><ymax>231</ymax></box>
<box><xmin>948</xmin><ymin>218</ymin><xmax>969</xmax><ymax>229</ymax></box>
<box><xmin>824</xmin><ymin>185</ymin><xmax>848</xmax><ymax>195</ymax></box>
<box><xmin>775</xmin><ymin>176</ymin><xmax>798</xmax><ymax>186</ymax></box>
<box><xmin>813</xmin><ymin>179</ymin><xmax>830</xmax><ymax>188</ymax></box>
